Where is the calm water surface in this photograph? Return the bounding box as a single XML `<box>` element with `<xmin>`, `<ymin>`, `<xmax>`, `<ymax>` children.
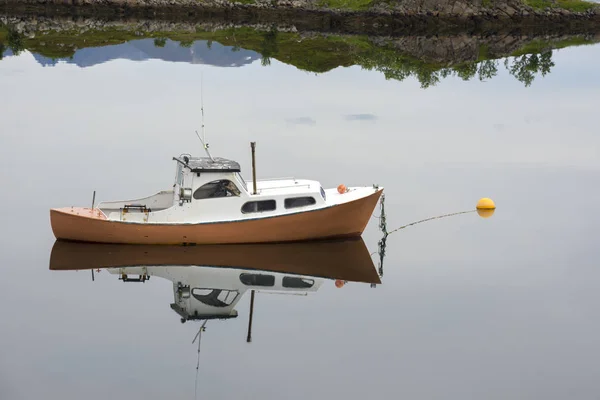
<box><xmin>1</xmin><ymin>28</ymin><xmax>599</xmax><ymax>400</ymax></box>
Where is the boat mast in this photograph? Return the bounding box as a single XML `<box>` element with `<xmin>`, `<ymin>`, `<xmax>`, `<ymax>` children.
<box><xmin>195</xmin><ymin>73</ymin><xmax>215</xmax><ymax>162</ymax></box>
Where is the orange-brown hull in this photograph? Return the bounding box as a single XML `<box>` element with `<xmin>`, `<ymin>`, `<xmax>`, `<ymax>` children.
<box><xmin>50</xmin><ymin>189</ymin><xmax>383</xmax><ymax>245</ymax></box>
<box><xmin>48</xmin><ymin>238</ymin><xmax>381</xmax><ymax>284</ymax></box>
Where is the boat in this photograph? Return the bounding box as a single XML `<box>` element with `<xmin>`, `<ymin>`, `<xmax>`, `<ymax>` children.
<box><xmin>49</xmin><ymin>238</ymin><xmax>382</xmax><ymax>323</ymax></box>
<box><xmin>49</xmin><ymin>144</ymin><xmax>383</xmax><ymax>245</ymax></box>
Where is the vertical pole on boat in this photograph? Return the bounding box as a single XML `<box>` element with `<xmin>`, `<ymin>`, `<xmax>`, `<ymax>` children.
<box><xmin>247</xmin><ymin>290</ymin><xmax>255</xmax><ymax>342</ymax></box>
<box><xmin>251</xmin><ymin>142</ymin><xmax>257</xmax><ymax>195</ymax></box>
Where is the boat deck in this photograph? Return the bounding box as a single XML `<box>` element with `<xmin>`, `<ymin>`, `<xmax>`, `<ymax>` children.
<box><xmin>56</xmin><ymin>207</ymin><xmax>108</xmax><ymax>220</ymax></box>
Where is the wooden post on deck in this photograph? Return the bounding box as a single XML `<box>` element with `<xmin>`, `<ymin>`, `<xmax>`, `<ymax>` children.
<box><xmin>251</xmin><ymin>142</ymin><xmax>257</xmax><ymax>195</ymax></box>
<box><xmin>91</xmin><ymin>189</ymin><xmax>97</xmax><ymax>280</ymax></box>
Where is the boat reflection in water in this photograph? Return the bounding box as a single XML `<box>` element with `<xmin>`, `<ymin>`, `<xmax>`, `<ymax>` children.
<box><xmin>49</xmin><ymin>237</ymin><xmax>382</xmax><ymax>327</ymax></box>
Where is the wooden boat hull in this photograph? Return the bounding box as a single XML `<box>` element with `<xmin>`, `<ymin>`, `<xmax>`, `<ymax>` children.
<box><xmin>50</xmin><ymin>189</ymin><xmax>382</xmax><ymax>245</ymax></box>
<box><xmin>49</xmin><ymin>237</ymin><xmax>381</xmax><ymax>284</ymax></box>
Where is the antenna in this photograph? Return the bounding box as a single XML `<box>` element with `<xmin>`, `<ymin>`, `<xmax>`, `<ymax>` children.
<box><xmin>192</xmin><ymin>319</ymin><xmax>208</xmax><ymax>400</ymax></box>
<box><xmin>201</xmin><ymin>73</ymin><xmax>206</xmax><ymax>145</ymax></box>
<box><xmin>194</xmin><ymin>73</ymin><xmax>215</xmax><ymax>162</ymax></box>
<box><xmin>195</xmin><ymin>130</ymin><xmax>214</xmax><ymax>162</ymax></box>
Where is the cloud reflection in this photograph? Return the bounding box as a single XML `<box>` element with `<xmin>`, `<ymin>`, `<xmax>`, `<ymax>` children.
<box><xmin>285</xmin><ymin>117</ymin><xmax>316</xmax><ymax>126</ymax></box>
<box><xmin>345</xmin><ymin>114</ymin><xmax>378</xmax><ymax>121</ymax></box>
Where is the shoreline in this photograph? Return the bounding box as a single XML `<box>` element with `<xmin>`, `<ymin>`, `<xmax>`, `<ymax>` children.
<box><xmin>2</xmin><ymin>12</ymin><xmax>599</xmax><ymax>88</ymax></box>
<box><xmin>1</xmin><ymin>0</ymin><xmax>600</xmax><ymax>36</ymax></box>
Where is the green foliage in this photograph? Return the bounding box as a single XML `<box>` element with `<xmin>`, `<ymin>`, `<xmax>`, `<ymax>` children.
<box><xmin>504</xmin><ymin>51</ymin><xmax>554</xmax><ymax>87</ymax></box>
<box><xmin>318</xmin><ymin>0</ymin><xmax>373</xmax><ymax>10</ymax></box>
<box><xmin>260</xmin><ymin>28</ymin><xmax>279</xmax><ymax>66</ymax></box>
<box><xmin>512</xmin><ymin>36</ymin><xmax>594</xmax><ymax>56</ymax></box>
<box><xmin>477</xmin><ymin>60</ymin><xmax>499</xmax><ymax>81</ymax></box>
<box><xmin>7</xmin><ymin>28</ymin><xmax>25</xmax><ymax>55</ymax></box>
<box><xmin>154</xmin><ymin>37</ymin><xmax>167</xmax><ymax>47</ymax></box>
<box><xmin>525</xmin><ymin>0</ymin><xmax>596</xmax><ymax>11</ymax></box>
<box><xmin>179</xmin><ymin>39</ymin><xmax>194</xmax><ymax>48</ymax></box>
<box><xmin>356</xmin><ymin>41</ymin><xmax>558</xmax><ymax>88</ymax></box>
<box><xmin>557</xmin><ymin>0</ymin><xmax>597</xmax><ymax>11</ymax></box>
<box><xmin>453</xmin><ymin>63</ymin><xmax>478</xmax><ymax>81</ymax></box>
<box><xmin>0</xmin><ymin>42</ymin><xmax>5</xmax><ymax>60</ymax></box>
<box><xmin>477</xmin><ymin>44</ymin><xmax>490</xmax><ymax>61</ymax></box>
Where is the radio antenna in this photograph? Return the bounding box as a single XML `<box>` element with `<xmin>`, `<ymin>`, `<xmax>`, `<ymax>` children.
<box><xmin>201</xmin><ymin>73</ymin><xmax>206</xmax><ymax>145</ymax></box>
<box><xmin>195</xmin><ymin>73</ymin><xmax>215</xmax><ymax>161</ymax></box>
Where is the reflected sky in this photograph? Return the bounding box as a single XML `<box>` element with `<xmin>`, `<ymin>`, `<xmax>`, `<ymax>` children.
<box><xmin>0</xmin><ymin>39</ymin><xmax>599</xmax><ymax>400</ymax></box>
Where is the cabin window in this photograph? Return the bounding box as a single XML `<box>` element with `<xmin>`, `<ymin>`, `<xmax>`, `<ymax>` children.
<box><xmin>282</xmin><ymin>277</ymin><xmax>315</xmax><ymax>288</ymax></box>
<box><xmin>239</xmin><ymin>273</ymin><xmax>275</xmax><ymax>287</ymax></box>
<box><xmin>241</xmin><ymin>200</ymin><xmax>276</xmax><ymax>213</ymax></box>
<box><xmin>191</xmin><ymin>288</ymin><xmax>239</xmax><ymax>307</ymax></box>
<box><xmin>320</xmin><ymin>187</ymin><xmax>326</xmax><ymax>201</ymax></box>
<box><xmin>175</xmin><ymin>163</ymin><xmax>184</xmax><ymax>186</ymax></box>
<box><xmin>193</xmin><ymin>180</ymin><xmax>240</xmax><ymax>200</ymax></box>
<box><xmin>284</xmin><ymin>196</ymin><xmax>316</xmax><ymax>209</ymax></box>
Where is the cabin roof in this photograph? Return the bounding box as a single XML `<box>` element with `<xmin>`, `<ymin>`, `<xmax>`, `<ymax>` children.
<box><xmin>183</xmin><ymin>157</ymin><xmax>241</xmax><ymax>173</ymax></box>
<box><xmin>170</xmin><ymin>304</ymin><xmax>239</xmax><ymax>321</ymax></box>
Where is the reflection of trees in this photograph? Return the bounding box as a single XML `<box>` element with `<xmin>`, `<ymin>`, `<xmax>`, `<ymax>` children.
<box><xmin>0</xmin><ymin>42</ymin><xmax>5</xmax><ymax>60</ymax></box>
<box><xmin>0</xmin><ymin>23</ymin><xmax>560</xmax><ymax>89</ymax></box>
<box><xmin>453</xmin><ymin>62</ymin><xmax>478</xmax><ymax>81</ymax></box>
<box><xmin>478</xmin><ymin>60</ymin><xmax>499</xmax><ymax>81</ymax></box>
<box><xmin>154</xmin><ymin>38</ymin><xmax>167</xmax><ymax>48</ymax></box>
<box><xmin>357</xmin><ymin>46</ymin><xmax>556</xmax><ymax>88</ymax></box>
<box><xmin>260</xmin><ymin>27</ymin><xmax>278</xmax><ymax>67</ymax></box>
<box><xmin>7</xmin><ymin>28</ymin><xmax>25</xmax><ymax>56</ymax></box>
<box><xmin>504</xmin><ymin>50</ymin><xmax>554</xmax><ymax>87</ymax></box>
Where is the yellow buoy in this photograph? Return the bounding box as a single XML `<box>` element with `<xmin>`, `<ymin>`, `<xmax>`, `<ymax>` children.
<box><xmin>476</xmin><ymin>197</ymin><xmax>496</xmax><ymax>210</ymax></box>
<box><xmin>477</xmin><ymin>208</ymin><xmax>495</xmax><ymax>218</ymax></box>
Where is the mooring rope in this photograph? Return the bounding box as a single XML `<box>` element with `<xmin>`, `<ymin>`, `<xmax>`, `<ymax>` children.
<box><xmin>371</xmin><ymin>194</ymin><xmax>476</xmax><ymax>274</ymax></box>
<box><xmin>385</xmin><ymin>209</ymin><xmax>476</xmax><ymax>236</ymax></box>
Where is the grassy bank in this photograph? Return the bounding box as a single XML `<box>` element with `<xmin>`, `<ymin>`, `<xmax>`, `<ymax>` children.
<box><xmin>524</xmin><ymin>0</ymin><xmax>596</xmax><ymax>12</ymax></box>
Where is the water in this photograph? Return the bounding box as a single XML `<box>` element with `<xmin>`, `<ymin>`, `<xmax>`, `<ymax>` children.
<box><xmin>1</xmin><ymin>19</ymin><xmax>600</xmax><ymax>400</ymax></box>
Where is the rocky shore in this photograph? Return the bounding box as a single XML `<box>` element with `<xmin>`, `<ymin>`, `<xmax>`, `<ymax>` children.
<box><xmin>3</xmin><ymin>12</ymin><xmax>598</xmax><ymax>58</ymax></box>
<box><xmin>1</xmin><ymin>0</ymin><xmax>600</xmax><ymax>35</ymax></box>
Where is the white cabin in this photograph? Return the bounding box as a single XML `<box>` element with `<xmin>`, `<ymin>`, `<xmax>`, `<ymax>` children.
<box><xmin>97</xmin><ymin>155</ymin><xmax>330</xmax><ymax>224</ymax></box>
<box><xmin>107</xmin><ymin>265</ymin><xmax>324</xmax><ymax>322</ymax></box>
